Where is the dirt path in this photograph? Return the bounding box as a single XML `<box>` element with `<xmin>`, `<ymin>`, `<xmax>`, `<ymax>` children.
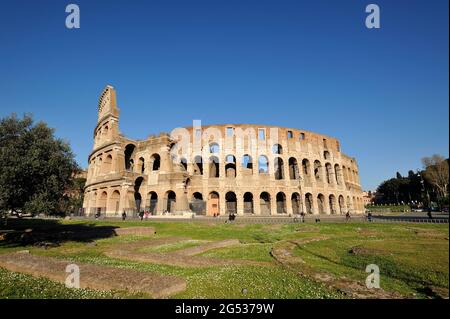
<box><xmin>0</xmin><ymin>251</ymin><xmax>186</xmax><ymax>298</ymax></box>
<box><xmin>105</xmin><ymin>237</ymin><xmax>270</xmax><ymax>268</ymax></box>
<box><xmin>271</xmin><ymin>237</ymin><xmax>404</xmax><ymax>299</ymax></box>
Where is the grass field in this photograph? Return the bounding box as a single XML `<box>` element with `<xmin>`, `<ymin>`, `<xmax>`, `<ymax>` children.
<box><xmin>0</xmin><ymin>219</ymin><xmax>448</xmax><ymax>299</ymax></box>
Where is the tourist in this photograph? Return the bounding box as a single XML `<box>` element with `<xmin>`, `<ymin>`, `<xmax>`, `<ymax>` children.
<box><xmin>427</xmin><ymin>207</ymin><xmax>433</xmax><ymax>220</ymax></box>
<box><xmin>144</xmin><ymin>211</ymin><xmax>149</xmax><ymax>220</ymax></box>
<box><xmin>346</xmin><ymin>211</ymin><xmax>351</xmax><ymax>222</ymax></box>
<box><xmin>121</xmin><ymin>211</ymin><xmax>127</xmax><ymax>221</ymax></box>
<box><xmin>139</xmin><ymin>210</ymin><xmax>144</xmax><ymax>221</ymax></box>
<box><xmin>367</xmin><ymin>211</ymin><xmax>372</xmax><ymax>222</ymax></box>
<box><xmin>300</xmin><ymin>212</ymin><xmax>305</xmax><ymax>223</ymax></box>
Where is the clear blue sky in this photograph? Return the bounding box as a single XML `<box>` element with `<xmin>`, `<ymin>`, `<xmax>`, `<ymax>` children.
<box><xmin>0</xmin><ymin>0</ymin><xmax>448</xmax><ymax>191</ymax></box>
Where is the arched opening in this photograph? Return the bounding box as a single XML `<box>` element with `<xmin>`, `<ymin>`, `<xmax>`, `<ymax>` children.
<box><xmin>225</xmin><ymin>155</ymin><xmax>236</xmax><ymax>178</ymax></box>
<box><xmin>305</xmin><ymin>193</ymin><xmax>313</xmax><ymax>214</ymax></box>
<box><xmin>180</xmin><ymin>157</ymin><xmax>187</xmax><ymax>171</ymax></box>
<box><xmin>124</xmin><ymin>144</ymin><xmax>136</xmax><ymax>171</ymax></box>
<box><xmin>103</xmin><ymin>125</ymin><xmax>109</xmax><ymax>139</ymax></box>
<box><xmin>288</xmin><ymin>157</ymin><xmax>299</xmax><ymax>180</ymax></box>
<box><xmin>243</xmin><ymin>192</ymin><xmax>254</xmax><ymax>214</ymax></box>
<box><xmin>209</xmin><ymin>156</ymin><xmax>220</xmax><ymax>178</ymax></box>
<box><xmin>208</xmin><ymin>192</ymin><xmax>220</xmax><ymax>216</ymax></box>
<box><xmin>103</xmin><ymin>154</ymin><xmax>112</xmax><ymax>174</ymax></box>
<box><xmin>276</xmin><ymin>192</ymin><xmax>287</xmax><ymax>214</ymax></box>
<box><xmin>148</xmin><ymin>191</ymin><xmax>158</xmax><ymax>215</ymax></box>
<box><xmin>302</xmin><ymin>159</ymin><xmax>311</xmax><ymax>182</ymax></box>
<box><xmin>108</xmin><ymin>190</ymin><xmax>120</xmax><ymax>215</ymax></box>
<box><xmin>134</xmin><ymin>177</ymin><xmax>144</xmax><ymax>212</ymax></box>
<box><xmin>190</xmin><ymin>192</ymin><xmax>205</xmax><ymax>215</ymax></box>
<box><xmin>325</xmin><ymin>163</ymin><xmax>332</xmax><ymax>184</ymax></box>
<box><xmin>260</xmin><ymin>192</ymin><xmax>271</xmax><ymax>215</ymax></box>
<box><xmin>165</xmin><ymin>191</ymin><xmax>176</xmax><ymax>213</ymax></box>
<box><xmin>193</xmin><ymin>192</ymin><xmax>203</xmax><ymax>200</ymax></box>
<box><xmin>138</xmin><ymin>157</ymin><xmax>145</xmax><ymax>174</ymax></box>
<box><xmin>97</xmin><ymin>191</ymin><xmax>107</xmax><ymax>211</ymax></box>
<box><xmin>242</xmin><ymin>154</ymin><xmax>253</xmax><ymax>175</ymax></box>
<box><xmin>274</xmin><ymin>157</ymin><xmax>284</xmax><ymax>180</ymax></box>
<box><xmin>314</xmin><ymin>160</ymin><xmax>323</xmax><ymax>182</ymax></box>
<box><xmin>346</xmin><ymin>196</ymin><xmax>352</xmax><ymax>211</ymax></box>
<box><xmin>151</xmin><ymin>154</ymin><xmax>161</xmax><ymax>171</ymax></box>
<box><xmin>338</xmin><ymin>195</ymin><xmax>345</xmax><ymax>214</ymax></box>
<box><xmin>291</xmin><ymin>193</ymin><xmax>302</xmax><ymax>214</ymax></box>
<box><xmin>324</xmin><ymin>150</ymin><xmax>330</xmax><ymax>160</ymax></box>
<box><xmin>225</xmin><ymin>192</ymin><xmax>237</xmax><ymax>215</ymax></box>
<box><xmin>209</xmin><ymin>142</ymin><xmax>220</xmax><ymax>154</ymax></box>
<box><xmin>329</xmin><ymin>194</ymin><xmax>337</xmax><ymax>214</ymax></box>
<box><xmin>258</xmin><ymin>155</ymin><xmax>269</xmax><ymax>174</ymax></box>
<box><xmin>317</xmin><ymin>194</ymin><xmax>326</xmax><ymax>214</ymax></box>
<box><xmin>272</xmin><ymin>144</ymin><xmax>283</xmax><ymax>155</ymax></box>
<box><xmin>194</xmin><ymin>156</ymin><xmax>203</xmax><ymax>175</ymax></box>
<box><xmin>334</xmin><ymin>164</ymin><xmax>341</xmax><ymax>185</ymax></box>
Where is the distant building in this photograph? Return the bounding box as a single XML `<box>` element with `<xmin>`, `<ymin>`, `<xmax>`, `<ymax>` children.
<box><xmin>363</xmin><ymin>191</ymin><xmax>375</xmax><ymax>206</ymax></box>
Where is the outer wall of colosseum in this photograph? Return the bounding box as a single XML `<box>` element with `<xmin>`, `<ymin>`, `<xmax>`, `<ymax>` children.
<box><xmin>83</xmin><ymin>86</ymin><xmax>364</xmax><ymax>217</ymax></box>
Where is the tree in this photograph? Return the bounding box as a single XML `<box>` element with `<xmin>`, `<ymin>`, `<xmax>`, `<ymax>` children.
<box><xmin>0</xmin><ymin>114</ymin><xmax>78</xmax><ymax>219</ymax></box>
<box><xmin>421</xmin><ymin>155</ymin><xmax>449</xmax><ymax>199</ymax></box>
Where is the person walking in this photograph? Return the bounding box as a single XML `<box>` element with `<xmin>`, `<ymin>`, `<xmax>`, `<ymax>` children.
<box><xmin>345</xmin><ymin>211</ymin><xmax>351</xmax><ymax>222</ymax></box>
<box><xmin>139</xmin><ymin>210</ymin><xmax>144</xmax><ymax>221</ymax></box>
<box><xmin>121</xmin><ymin>211</ymin><xmax>127</xmax><ymax>221</ymax></box>
<box><xmin>427</xmin><ymin>207</ymin><xmax>433</xmax><ymax>220</ymax></box>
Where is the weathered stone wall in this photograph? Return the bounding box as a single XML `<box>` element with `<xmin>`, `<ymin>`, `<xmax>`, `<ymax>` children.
<box><xmin>83</xmin><ymin>86</ymin><xmax>364</xmax><ymax>217</ymax></box>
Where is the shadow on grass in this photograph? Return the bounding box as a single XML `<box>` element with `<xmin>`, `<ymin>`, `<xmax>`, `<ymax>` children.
<box><xmin>0</xmin><ymin>218</ymin><xmax>119</xmax><ymax>247</ymax></box>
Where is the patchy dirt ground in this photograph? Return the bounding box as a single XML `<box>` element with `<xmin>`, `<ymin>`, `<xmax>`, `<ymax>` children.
<box><xmin>0</xmin><ymin>251</ymin><xmax>186</xmax><ymax>298</ymax></box>
<box><xmin>270</xmin><ymin>237</ymin><xmax>404</xmax><ymax>299</ymax></box>
<box><xmin>106</xmin><ymin>238</ymin><xmax>270</xmax><ymax>268</ymax></box>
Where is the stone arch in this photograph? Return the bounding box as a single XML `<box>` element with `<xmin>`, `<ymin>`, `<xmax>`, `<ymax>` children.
<box><xmin>305</xmin><ymin>193</ymin><xmax>313</xmax><ymax>214</ymax></box>
<box><xmin>338</xmin><ymin>195</ymin><xmax>345</xmax><ymax>214</ymax></box>
<box><xmin>324</xmin><ymin>150</ymin><xmax>330</xmax><ymax>160</ymax></box>
<box><xmin>148</xmin><ymin>191</ymin><xmax>158</xmax><ymax>214</ymax></box>
<box><xmin>209</xmin><ymin>156</ymin><xmax>220</xmax><ymax>178</ymax></box>
<box><xmin>225</xmin><ymin>192</ymin><xmax>237</xmax><ymax>214</ymax></box>
<box><xmin>225</xmin><ymin>155</ymin><xmax>236</xmax><ymax>178</ymax></box>
<box><xmin>192</xmin><ymin>192</ymin><xmax>203</xmax><ymax>200</ymax></box>
<box><xmin>302</xmin><ymin>159</ymin><xmax>311</xmax><ymax>183</ymax></box>
<box><xmin>329</xmin><ymin>194</ymin><xmax>337</xmax><ymax>214</ymax></box>
<box><xmin>124</xmin><ymin>144</ymin><xmax>136</xmax><ymax>171</ymax></box>
<box><xmin>276</xmin><ymin>192</ymin><xmax>287</xmax><ymax>214</ymax></box>
<box><xmin>138</xmin><ymin>157</ymin><xmax>145</xmax><ymax>174</ymax></box>
<box><xmin>272</xmin><ymin>144</ymin><xmax>283</xmax><ymax>155</ymax></box>
<box><xmin>334</xmin><ymin>164</ymin><xmax>342</xmax><ymax>185</ymax></box>
<box><xmin>150</xmin><ymin>154</ymin><xmax>161</xmax><ymax>171</ymax></box>
<box><xmin>317</xmin><ymin>193</ymin><xmax>326</xmax><ymax>214</ymax></box>
<box><xmin>288</xmin><ymin>157</ymin><xmax>300</xmax><ymax>180</ymax></box>
<box><xmin>209</xmin><ymin>142</ymin><xmax>220</xmax><ymax>154</ymax></box>
<box><xmin>208</xmin><ymin>191</ymin><xmax>220</xmax><ymax>216</ymax></box>
<box><xmin>258</xmin><ymin>155</ymin><xmax>269</xmax><ymax>174</ymax></box>
<box><xmin>108</xmin><ymin>190</ymin><xmax>120</xmax><ymax>214</ymax></box>
<box><xmin>260</xmin><ymin>192</ymin><xmax>271</xmax><ymax>215</ymax></box>
<box><xmin>274</xmin><ymin>157</ymin><xmax>285</xmax><ymax>180</ymax></box>
<box><xmin>242</xmin><ymin>154</ymin><xmax>253</xmax><ymax>175</ymax></box>
<box><xmin>314</xmin><ymin>160</ymin><xmax>323</xmax><ymax>182</ymax></box>
<box><xmin>97</xmin><ymin>191</ymin><xmax>107</xmax><ymax>211</ymax></box>
<box><xmin>346</xmin><ymin>196</ymin><xmax>352</xmax><ymax>211</ymax></box>
<box><xmin>193</xmin><ymin>155</ymin><xmax>203</xmax><ymax>175</ymax></box>
<box><xmin>103</xmin><ymin>154</ymin><xmax>112</xmax><ymax>174</ymax></box>
<box><xmin>134</xmin><ymin>177</ymin><xmax>144</xmax><ymax>212</ymax></box>
<box><xmin>291</xmin><ymin>192</ymin><xmax>302</xmax><ymax>214</ymax></box>
<box><xmin>164</xmin><ymin>191</ymin><xmax>176</xmax><ymax>213</ymax></box>
<box><xmin>325</xmin><ymin>162</ymin><xmax>332</xmax><ymax>184</ymax></box>
<box><xmin>180</xmin><ymin>157</ymin><xmax>188</xmax><ymax>171</ymax></box>
<box><xmin>243</xmin><ymin>192</ymin><xmax>254</xmax><ymax>214</ymax></box>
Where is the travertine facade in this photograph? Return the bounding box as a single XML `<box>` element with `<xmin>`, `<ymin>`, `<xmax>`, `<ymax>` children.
<box><xmin>83</xmin><ymin>86</ymin><xmax>364</xmax><ymax>217</ymax></box>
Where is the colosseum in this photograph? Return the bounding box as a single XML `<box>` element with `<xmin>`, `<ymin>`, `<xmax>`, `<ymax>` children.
<box><xmin>83</xmin><ymin>86</ymin><xmax>364</xmax><ymax>217</ymax></box>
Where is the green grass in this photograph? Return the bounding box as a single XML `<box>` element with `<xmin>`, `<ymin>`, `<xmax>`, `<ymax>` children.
<box><xmin>0</xmin><ymin>218</ymin><xmax>448</xmax><ymax>299</ymax></box>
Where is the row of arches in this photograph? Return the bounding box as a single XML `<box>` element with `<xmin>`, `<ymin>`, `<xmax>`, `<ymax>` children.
<box><xmin>86</xmin><ymin>186</ymin><xmax>364</xmax><ymax>216</ymax></box>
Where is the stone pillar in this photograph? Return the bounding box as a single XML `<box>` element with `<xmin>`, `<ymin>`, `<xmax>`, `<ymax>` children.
<box><xmin>237</xmin><ymin>193</ymin><xmax>244</xmax><ymax>215</ymax></box>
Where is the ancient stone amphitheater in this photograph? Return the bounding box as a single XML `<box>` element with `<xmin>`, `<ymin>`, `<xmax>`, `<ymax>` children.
<box><xmin>83</xmin><ymin>86</ymin><xmax>364</xmax><ymax>217</ymax></box>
